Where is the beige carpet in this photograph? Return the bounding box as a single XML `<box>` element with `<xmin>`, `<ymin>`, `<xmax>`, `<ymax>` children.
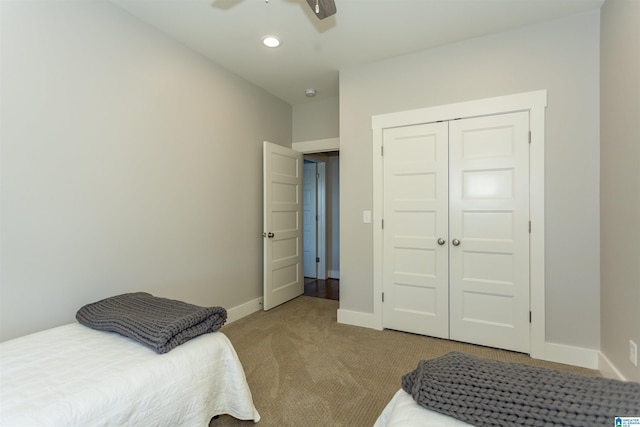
<box><xmin>210</xmin><ymin>296</ymin><xmax>599</xmax><ymax>427</ymax></box>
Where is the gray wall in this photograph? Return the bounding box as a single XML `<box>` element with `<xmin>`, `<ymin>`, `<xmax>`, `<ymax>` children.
<box><xmin>600</xmin><ymin>0</ymin><xmax>640</xmax><ymax>382</ymax></box>
<box><xmin>339</xmin><ymin>11</ymin><xmax>601</xmax><ymax>350</ymax></box>
<box><xmin>294</xmin><ymin>98</ymin><xmax>340</xmax><ymax>278</ymax></box>
<box><xmin>0</xmin><ymin>1</ymin><xmax>292</xmax><ymax>341</ymax></box>
<box><xmin>293</xmin><ymin>96</ymin><xmax>339</xmax><ymax>142</ymax></box>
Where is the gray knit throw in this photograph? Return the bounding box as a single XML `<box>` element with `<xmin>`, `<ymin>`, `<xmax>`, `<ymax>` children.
<box><xmin>76</xmin><ymin>292</ymin><xmax>227</xmax><ymax>354</ymax></box>
<box><xmin>402</xmin><ymin>352</ymin><xmax>640</xmax><ymax>427</ymax></box>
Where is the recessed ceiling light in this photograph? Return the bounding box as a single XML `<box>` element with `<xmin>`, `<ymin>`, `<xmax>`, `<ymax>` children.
<box><xmin>262</xmin><ymin>36</ymin><xmax>281</xmax><ymax>48</ymax></box>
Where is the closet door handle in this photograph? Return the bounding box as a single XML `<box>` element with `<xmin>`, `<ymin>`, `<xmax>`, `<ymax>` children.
<box><xmin>452</xmin><ymin>239</ymin><xmax>461</xmax><ymax>246</ymax></box>
<box><xmin>437</xmin><ymin>238</ymin><xmax>446</xmax><ymax>245</ymax></box>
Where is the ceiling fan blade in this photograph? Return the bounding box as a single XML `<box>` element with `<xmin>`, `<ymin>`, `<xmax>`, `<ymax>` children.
<box><xmin>305</xmin><ymin>0</ymin><xmax>337</xmax><ymax>20</ymax></box>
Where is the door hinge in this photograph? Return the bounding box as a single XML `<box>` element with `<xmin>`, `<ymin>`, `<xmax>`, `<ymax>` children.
<box><xmin>529</xmin><ymin>221</ymin><xmax>532</xmax><ymax>233</ymax></box>
<box><xmin>529</xmin><ymin>131</ymin><xmax>532</xmax><ymax>144</ymax></box>
<box><xmin>381</xmin><ymin>146</ymin><xmax>384</xmax><ymax>156</ymax></box>
<box><xmin>381</xmin><ymin>219</ymin><xmax>384</xmax><ymax>229</ymax></box>
<box><xmin>316</xmin><ymin>257</ymin><xmax>320</xmax><ymax>263</ymax></box>
<box><xmin>382</xmin><ymin>292</ymin><xmax>385</xmax><ymax>303</ymax></box>
<box><xmin>529</xmin><ymin>311</ymin><xmax>532</xmax><ymax>323</ymax></box>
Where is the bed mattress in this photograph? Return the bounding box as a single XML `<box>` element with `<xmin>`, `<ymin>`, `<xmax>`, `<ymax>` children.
<box><xmin>0</xmin><ymin>323</ymin><xmax>260</xmax><ymax>426</ymax></box>
<box><xmin>374</xmin><ymin>389</ymin><xmax>472</xmax><ymax>427</ymax></box>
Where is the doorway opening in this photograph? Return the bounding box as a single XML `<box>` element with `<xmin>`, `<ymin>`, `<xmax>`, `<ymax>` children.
<box><xmin>304</xmin><ymin>277</ymin><xmax>339</xmax><ymax>301</ymax></box>
<box><xmin>302</xmin><ymin>151</ymin><xmax>340</xmax><ymax>300</ymax></box>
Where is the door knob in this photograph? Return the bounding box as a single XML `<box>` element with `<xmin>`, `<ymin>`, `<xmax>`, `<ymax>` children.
<box><xmin>267</xmin><ymin>232</ymin><xmax>275</xmax><ymax>238</ymax></box>
<box><xmin>437</xmin><ymin>238</ymin><xmax>446</xmax><ymax>245</ymax></box>
<box><xmin>452</xmin><ymin>239</ymin><xmax>461</xmax><ymax>246</ymax></box>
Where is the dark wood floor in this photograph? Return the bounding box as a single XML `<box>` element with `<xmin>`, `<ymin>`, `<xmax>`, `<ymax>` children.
<box><xmin>304</xmin><ymin>277</ymin><xmax>339</xmax><ymax>301</ymax></box>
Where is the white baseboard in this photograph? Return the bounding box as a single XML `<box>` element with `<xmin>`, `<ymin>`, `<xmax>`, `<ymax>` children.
<box><xmin>539</xmin><ymin>342</ymin><xmax>599</xmax><ymax>370</ymax></box>
<box><xmin>328</xmin><ymin>270</ymin><xmax>340</xmax><ymax>279</ymax></box>
<box><xmin>598</xmin><ymin>352</ymin><xmax>627</xmax><ymax>381</ymax></box>
<box><xmin>339</xmin><ymin>310</ymin><xmax>602</xmax><ymax>371</ymax></box>
<box><xmin>337</xmin><ymin>308</ymin><xmax>381</xmax><ymax>330</ymax></box>
<box><xmin>226</xmin><ymin>297</ymin><xmax>263</xmax><ymax>324</ymax></box>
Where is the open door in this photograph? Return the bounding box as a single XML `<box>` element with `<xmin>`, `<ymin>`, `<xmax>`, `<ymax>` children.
<box><xmin>303</xmin><ymin>161</ymin><xmax>318</xmax><ymax>278</ymax></box>
<box><xmin>263</xmin><ymin>141</ymin><xmax>304</xmax><ymax>310</ymax></box>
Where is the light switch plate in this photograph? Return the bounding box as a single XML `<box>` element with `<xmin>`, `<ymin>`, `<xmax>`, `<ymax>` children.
<box><xmin>363</xmin><ymin>210</ymin><xmax>372</xmax><ymax>224</ymax></box>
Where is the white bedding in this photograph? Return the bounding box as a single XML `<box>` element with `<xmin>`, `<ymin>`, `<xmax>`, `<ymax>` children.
<box><xmin>374</xmin><ymin>389</ymin><xmax>472</xmax><ymax>427</ymax></box>
<box><xmin>0</xmin><ymin>323</ymin><xmax>260</xmax><ymax>426</ymax></box>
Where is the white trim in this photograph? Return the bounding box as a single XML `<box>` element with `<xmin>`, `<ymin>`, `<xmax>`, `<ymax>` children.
<box><xmin>370</xmin><ymin>90</ymin><xmax>548</xmax><ymax>357</ymax></box>
<box><xmin>337</xmin><ymin>308</ymin><xmax>381</xmax><ymax>330</ymax></box>
<box><xmin>371</xmin><ymin>92</ymin><xmax>546</xmax><ymax>129</ymax></box>
<box><xmin>328</xmin><ymin>270</ymin><xmax>340</xmax><ymax>279</ymax></box>
<box><xmin>599</xmin><ymin>352</ymin><xmax>627</xmax><ymax>381</ymax></box>
<box><xmin>226</xmin><ymin>297</ymin><xmax>263</xmax><ymax>324</ymax></box>
<box><xmin>292</xmin><ymin>137</ymin><xmax>339</xmax><ymax>153</ymax></box>
<box><xmin>372</xmin><ymin>120</ymin><xmax>385</xmax><ymax>331</ymax></box>
<box><xmin>538</xmin><ymin>342</ymin><xmax>599</xmax><ymax>370</ymax></box>
<box><xmin>528</xmin><ymin>95</ymin><xmax>547</xmax><ymax>360</ymax></box>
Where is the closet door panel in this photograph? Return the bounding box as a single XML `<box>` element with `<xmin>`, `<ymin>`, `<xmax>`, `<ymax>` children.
<box><xmin>382</xmin><ymin>122</ymin><xmax>449</xmax><ymax>338</ymax></box>
<box><xmin>448</xmin><ymin>112</ymin><xmax>530</xmax><ymax>353</ymax></box>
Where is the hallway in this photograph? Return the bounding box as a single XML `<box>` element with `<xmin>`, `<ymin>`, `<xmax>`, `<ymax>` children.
<box><xmin>303</xmin><ymin>278</ymin><xmax>339</xmax><ymax>301</ymax></box>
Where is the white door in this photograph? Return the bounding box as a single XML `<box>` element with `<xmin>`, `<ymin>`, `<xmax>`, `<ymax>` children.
<box><xmin>263</xmin><ymin>141</ymin><xmax>303</xmax><ymax>310</ymax></box>
<box><xmin>381</xmin><ymin>112</ymin><xmax>530</xmax><ymax>353</ymax></box>
<box><xmin>303</xmin><ymin>162</ymin><xmax>317</xmax><ymax>278</ymax></box>
<box><xmin>382</xmin><ymin>122</ymin><xmax>449</xmax><ymax>338</ymax></box>
<box><xmin>448</xmin><ymin>112</ymin><xmax>530</xmax><ymax>353</ymax></box>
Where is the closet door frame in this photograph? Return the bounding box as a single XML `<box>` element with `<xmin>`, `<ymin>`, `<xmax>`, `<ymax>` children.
<box><xmin>372</xmin><ymin>90</ymin><xmax>547</xmax><ymax>360</ymax></box>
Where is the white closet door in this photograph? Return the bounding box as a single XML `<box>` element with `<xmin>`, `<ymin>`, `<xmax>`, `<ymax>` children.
<box><xmin>382</xmin><ymin>122</ymin><xmax>449</xmax><ymax>338</ymax></box>
<box><xmin>448</xmin><ymin>112</ymin><xmax>530</xmax><ymax>353</ymax></box>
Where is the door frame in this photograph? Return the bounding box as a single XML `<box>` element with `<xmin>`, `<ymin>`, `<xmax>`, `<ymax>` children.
<box><xmin>293</xmin><ymin>138</ymin><xmax>340</xmax><ymax>281</ymax></box>
<box><xmin>371</xmin><ymin>90</ymin><xmax>547</xmax><ymax>359</ymax></box>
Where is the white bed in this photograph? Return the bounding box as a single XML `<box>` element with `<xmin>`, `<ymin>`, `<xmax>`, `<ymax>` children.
<box><xmin>374</xmin><ymin>389</ymin><xmax>471</xmax><ymax>427</ymax></box>
<box><xmin>0</xmin><ymin>323</ymin><xmax>260</xmax><ymax>426</ymax></box>
<box><xmin>375</xmin><ymin>353</ymin><xmax>640</xmax><ymax>427</ymax></box>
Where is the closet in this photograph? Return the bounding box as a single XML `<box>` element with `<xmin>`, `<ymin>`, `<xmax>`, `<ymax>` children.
<box><xmin>380</xmin><ymin>111</ymin><xmax>530</xmax><ymax>353</ymax></box>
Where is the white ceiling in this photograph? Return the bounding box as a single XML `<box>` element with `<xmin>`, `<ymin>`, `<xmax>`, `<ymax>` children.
<box><xmin>112</xmin><ymin>0</ymin><xmax>603</xmax><ymax>105</ymax></box>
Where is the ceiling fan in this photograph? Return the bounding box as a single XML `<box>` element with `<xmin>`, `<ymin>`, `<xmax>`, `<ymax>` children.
<box><xmin>262</xmin><ymin>0</ymin><xmax>336</xmax><ymax>20</ymax></box>
<box><xmin>217</xmin><ymin>0</ymin><xmax>337</xmax><ymax>21</ymax></box>
<box><xmin>305</xmin><ymin>0</ymin><xmax>336</xmax><ymax>20</ymax></box>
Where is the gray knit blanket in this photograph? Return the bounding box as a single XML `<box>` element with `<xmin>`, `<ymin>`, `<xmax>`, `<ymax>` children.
<box><xmin>76</xmin><ymin>292</ymin><xmax>227</xmax><ymax>354</ymax></box>
<box><xmin>402</xmin><ymin>352</ymin><xmax>640</xmax><ymax>427</ymax></box>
